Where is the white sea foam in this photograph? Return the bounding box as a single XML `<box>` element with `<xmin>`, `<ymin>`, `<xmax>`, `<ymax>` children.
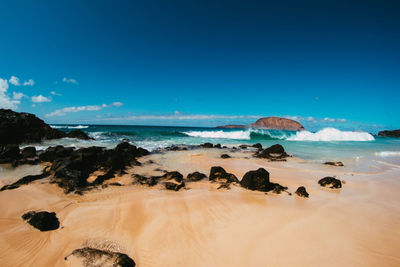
<box><xmin>182</xmin><ymin>130</ymin><xmax>251</xmax><ymax>140</ymax></box>
<box><xmin>50</xmin><ymin>125</ymin><xmax>89</xmax><ymax>129</ymax></box>
<box><xmin>374</xmin><ymin>151</ymin><xmax>400</xmax><ymax>157</ymax></box>
<box><xmin>287</xmin><ymin>128</ymin><xmax>375</xmax><ymax>141</ymax></box>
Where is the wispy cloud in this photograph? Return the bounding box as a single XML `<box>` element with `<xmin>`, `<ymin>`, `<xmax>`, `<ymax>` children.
<box><xmin>9</xmin><ymin>76</ymin><xmax>20</xmax><ymax>86</ymax></box>
<box><xmin>62</xmin><ymin>77</ymin><xmax>78</xmax><ymax>84</ymax></box>
<box><xmin>96</xmin><ymin>112</ymin><xmax>261</xmax><ymax>121</ymax></box>
<box><xmin>0</xmin><ymin>78</ymin><xmax>20</xmax><ymax>109</ymax></box>
<box><xmin>50</xmin><ymin>91</ymin><xmax>62</xmax><ymax>96</ymax></box>
<box><xmin>45</xmin><ymin>101</ymin><xmax>123</xmax><ymax>117</ymax></box>
<box><xmin>13</xmin><ymin>92</ymin><xmax>27</xmax><ymax>100</ymax></box>
<box><xmin>23</xmin><ymin>79</ymin><xmax>35</xmax><ymax>86</ymax></box>
<box><xmin>284</xmin><ymin>115</ymin><xmax>346</xmax><ymax>124</ymax></box>
<box><xmin>31</xmin><ymin>95</ymin><xmax>52</xmax><ymax>103</ymax></box>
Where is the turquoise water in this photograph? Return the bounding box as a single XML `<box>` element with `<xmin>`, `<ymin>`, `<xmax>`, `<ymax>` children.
<box><xmin>46</xmin><ymin>125</ymin><xmax>400</xmax><ymax>166</ymax></box>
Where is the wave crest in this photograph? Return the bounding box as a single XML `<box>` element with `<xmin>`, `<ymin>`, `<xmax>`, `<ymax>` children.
<box><xmin>51</xmin><ymin>125</ymin><xmax>89</xmax><ymax>129</ymax></box>
<box><xmin>287</xmin><ymin>128</ymin><xmax>375</xmax><ymax>141</ymax></box>
<box><xmin>182</xmin><ymin>130</ymin><xmax>251</xmax><ymax>140</ymax></box>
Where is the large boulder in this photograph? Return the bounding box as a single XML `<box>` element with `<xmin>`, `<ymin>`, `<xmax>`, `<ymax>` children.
<box><xmin>0</xmin><ymin>145</ymin><xmax>20</xmax><ymax>163</ymax></box>
<box><xmin>66</xmin><ymin>129</ymin><xmax>93</xmax><ymax>140</ymax></box>
<box><xmin>0</xmin><ymin>109</ymin><xmax>91</xmax><ymax>144</ymax></box>
<box><xmin>240</xmin><ymin>168</ymin><xmax>287</xmax><ymax>193</ymax></box>
<box><xmin>209</xmin><ymin>166</ymin><xmax>239</xmax><ymax>183</ymax></box>
<box><xmin>378</xmin><ymin>129</ymin><xmax>400</xmax><ymax>138</ymax></box>
<box><xmin>22</xmin><ymin>211</ymin><xmax>60</xmax><ymax>231</ymax></box>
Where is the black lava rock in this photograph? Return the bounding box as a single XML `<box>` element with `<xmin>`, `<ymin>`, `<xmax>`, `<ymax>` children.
<box><xmin>22</xmin><ymin>211</ymin><xmax>60</xmax><ymax>231</ymax></box>
<box><xmin>318</xmin><ymin>177</ymin><xmax>342</xmax><ymax>189</ymax></box>
<box><xmin>295</xmin><ymin>186</ymin><xmax>309</xmax><ymax>197</ymax></box>
<box><xmin>186</xmin><ymin>171</ymin><xmax>207</xmax><ymax>181</ymax></box>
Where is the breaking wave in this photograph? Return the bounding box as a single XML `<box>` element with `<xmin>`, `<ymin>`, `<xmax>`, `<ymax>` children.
<box><xmin>287</xmin><ymin>128</ymin><xmax>375</xmax><ymax>141</ymax></box>
<box><xmin>182</xmin><ymin>127</ymin><xmax>375</xmax><ymax>142</ymax></box>
<box><xmin>51</xmin><ymin>125</ymin><xmax>89</xmax><ymax>129</ymax></box>
<box><xmin>374</xmin><ymin>151</ymin><xmax>400</xmax><ymax>157</ymax></box>
<box><xmin>182</xmin><ymin>130</ymin><xmax>251</xmax><ymax>140</ymax></box>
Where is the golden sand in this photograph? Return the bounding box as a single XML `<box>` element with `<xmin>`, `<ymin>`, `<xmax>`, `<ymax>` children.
<box><xmin>0</xmin><ymin>148</ymin><xmax>399</xmax><ymax>266</ymax></box>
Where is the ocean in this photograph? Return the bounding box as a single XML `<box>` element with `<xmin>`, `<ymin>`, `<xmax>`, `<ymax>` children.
<box><xmin>36</xmin><ymin>124</ymin><xmax>400</xmax><ymax>172</ymax></box>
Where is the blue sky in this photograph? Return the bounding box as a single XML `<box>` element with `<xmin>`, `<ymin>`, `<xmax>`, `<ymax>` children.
<box><xmin>0</xmin><ymin>0</ymin><xmax>399</xmax><ymax>131</ymax></box>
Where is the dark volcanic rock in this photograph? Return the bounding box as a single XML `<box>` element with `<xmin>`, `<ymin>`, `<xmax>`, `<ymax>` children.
<box><xmin>240</xmin><ymin>168</ymin><xmax>271</xmax><ymax>191</ymax></box>
<box><xmin>1</xmin><ymin>167</ymin><xmax>50</xmax><ymax>191</ymax></box>
<box><xmin>21</xmin><ymin>146</ymin><xmax>36</xmax><ymax>158</ymax></box>
<box><xmin>66</xmin><ymin>247</ymin><xmax>135</xmax><ymax>267</ymax></box>
<box><xmin>165</xmin><ymin>181</ymin><xmax>185</xmax><ymax>191</ymax></box>
<box><xmin>201</xmin><ymin>142</ymin><xmax>214</xmax><ymax>148</ymax></box>
<box><xmin>220</xmin><ymin>154</ymin><xmax>231</xmax><ymax>159</ymax></box>
<box><xmin>133</xmin><ymin>174</ymin><xmax>159</xmax><ymax>186</ymax></box>
<box><xmin>22</xmin><ymin>211</ymin><xmax>60</xmax><ymax>231</ymax></box>
<box><xmin>239</xmin><ymin>144</ymin><xmax>248</xmax><ymax>149</ymax></box>
<box><xmin>0</xmin><ymin>144</ymin><xmax>20</xmax><ymax>163</ymax></box>
<box><xmin>162</xmin><ymin>171</ymin><xmax>184</xmax><ymax>182</ymax></box>
<box><xmin>187</xmin><ymin>171</ymin><xmax>207</xmax><ymax>181</ymax></box>
<box><xmin>240</xmin><ymin>168</ymin><xmax>287</xmax><ymax>193</ymax></box>
<box><xmin>324</xmin><ymin>161</ymin><xmax>344</xmax><ymax>167</ymax></box>
<box><xmin>209</xmin><ymin>166</ymin><xmax>238</xmax><ymax>183</ymax></box>
<box><xmin>252</xmin><ymin>143</ymin><xmax>262</xmax><ymax>149</ymax></box>
<box><xmin>256</xmin><ymin>144</ymin><xmax>289</xmax><ymax>160</ymax></box>
<box><xmin>318</xmin><ymin>177</ymin><xmax>342</xmax><ymax>189</ymax></box>
<box><xmin>66</xmin><ymin>129</ymin><xmax>93</xmax><ymax>140</ymax></box>
<box><xmin>214</xmin><ymin>144</ymin><xmax>222</xmax><ymax>149</ymax></box>
<box><xmin>39</xmin><ymin>145</ymin><xmax>74</xmax><ymax>162</ymax></box>
<box><xmin>47</xmin><ymin>142</ymin><xmax>149</xmax><ymax>193</ymax></box>
<box><xmin>378</xmin><ymin>129</ymin><xmax>400</xmax><ymax>138</ymax></box>
<box><xmin>295</xmin><ymin>186</ymin><xmax>309</xmax><ymax>198</ymax></box>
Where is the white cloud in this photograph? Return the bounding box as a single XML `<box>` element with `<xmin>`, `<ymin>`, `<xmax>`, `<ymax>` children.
<box><xmin>0</xmin><ymin>78</ymin><xmax>20</xmax><ymax>109</ymax></box>
<box><xmin>23</xmin><ymin>79</ymin><xmax>35</xmax><ymax>86</ymax></box>
<box><xmin>50</xmin><ymin>91</ymin><xmax>62</xmax><ymax>96</ymax></box>
<box><xmin>96</xmin><ymin>113</ymin><xmax>261</xmax><ymax>121</ymax></box>
<box><xmin>13</xmin><ymin>92</ymin><xmax>27</xmax><ymax>100</ymax></box>
<box><xmin>9</xmin><ymin>76</ymin><xmax>20</xmax><ymax>86</ymax></box>
<box><xmin>45</xmin><ymin>101</ymin><xmax>123</xmax><ymax>117</ymax></box>
<box><xmin>31</xmin><ymin>94</ymin><xmax>51</xmax><ymax>103</ymax></box>
<box><xmin>62</xmin><ymin>77</ymin><xmax>78</xmax><ymax>84</ymax></box>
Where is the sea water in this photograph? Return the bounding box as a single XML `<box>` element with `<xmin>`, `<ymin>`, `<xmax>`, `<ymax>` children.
<box><xmin>31</xmin><ymin>125</ymin><xmax>400</xmax><ymax>171</ymax></box>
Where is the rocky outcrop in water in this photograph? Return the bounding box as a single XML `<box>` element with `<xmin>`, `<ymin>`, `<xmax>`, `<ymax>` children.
<box><xmin>318</xmin><ymin>177</ymin><xmax>342</xmax><ymax>189</ymax></box>
<box><xmin>0</xmin><ymin>109</ymin><xmax>91</xmax><ymax>144</ymax></box>
<box><xmin>65</xmin><ymin>247</ymin><xmax>135</xmax><ymax>267</ymax></box>
<box><xmin>217</xmin><ymin>116</ymin><xmax>305</xmax><ymax>131</ymax></box>
<box><xmin>0</xmin><ymin>144</ymin><xmax>39</xmax><ymax>166</ymax></box>
<box><xmin>22</xmin><ymin>211</ymin><xmax>60</xmax><ymax>231</ymax></box>
<box><xmin>378</xmin><ymin>129</ymin><xmax>400</xmax><ymax>138</ymax></box>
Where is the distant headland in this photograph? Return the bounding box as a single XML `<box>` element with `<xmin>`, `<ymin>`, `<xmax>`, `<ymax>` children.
<box><xmin>217</xmin><ymin>116</ymin><xmax>306</xmax><ymax>131</ymax></box>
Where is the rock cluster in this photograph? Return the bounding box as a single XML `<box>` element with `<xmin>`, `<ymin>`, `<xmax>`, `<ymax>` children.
<box><xmin>0</xmin><ymin>109</ymin><xmax>91</xmax><ymax>144</ymax></box>
<box><xmin>378</xmin><ymin>129</ymin><xmax>400</xmax><ymax>138</ymax></box>
<box><xmin>240</xmin><ymin>168</ymin><xmax>288</xmax><ymax>193</ymax></box>
<box><xmin>65</xmin><ymin>247</ymin><xmax>135</xmax><ymax>267</ymax></box>
<box><xmin>0</xmin><ymin>145</ymin><xmax>39</xmax><ymax>166</ymax></box>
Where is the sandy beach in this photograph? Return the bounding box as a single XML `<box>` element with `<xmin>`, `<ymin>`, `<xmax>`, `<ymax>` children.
<box><xmin>1</xmin><ymin>148</ymin><xmax>399</xmax><ymax>267</ymax></box>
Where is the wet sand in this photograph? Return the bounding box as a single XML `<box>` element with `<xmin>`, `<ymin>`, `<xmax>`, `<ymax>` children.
<box><xmin>0</xmin><ymin>148</ymin><xmax>400</xmax><ymax>266</ymax></box>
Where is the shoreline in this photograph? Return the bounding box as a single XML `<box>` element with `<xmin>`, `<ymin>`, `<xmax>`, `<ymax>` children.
<box><xmin>1</xmin><ymin>146</ymin><xmax>400</xmax><ymax>266</ymax></box>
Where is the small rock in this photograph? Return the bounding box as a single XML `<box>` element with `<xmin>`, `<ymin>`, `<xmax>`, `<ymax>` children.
<box><xmin>295</xmin><ymin>186</ymin><xmax>309</xmax><ymax>198</ymax></box>
<box><xmin>187</xmin><ymin>171</ymin><xmax>207</xmax><ymax>181</ymax></box>
<box><xmin>318</xmin><ymin>177</ymin><xmax>342</xmax><ymax>189</ymax></box>
<box><xmin>324</xmin><ymin>161</ymin><xmax>344</xmax><ymax>167</ymax></box>
<box><xmin>220</xmin><ymin>154</ymin><xmax>231</xmax><ymax>159</ymax></box>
